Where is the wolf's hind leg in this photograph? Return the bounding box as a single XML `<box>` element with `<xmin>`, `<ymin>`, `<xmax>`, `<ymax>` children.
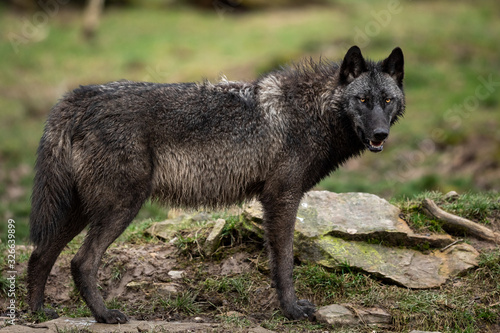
<box><xmin>70</xmin><ymin>199</ymin><xmax>144</xmax><ymax>324</ymax></box>
<box><xmin>28</xmin><ymin>205</ymin><xmax>89</xmax><ymax>318</ymax></box>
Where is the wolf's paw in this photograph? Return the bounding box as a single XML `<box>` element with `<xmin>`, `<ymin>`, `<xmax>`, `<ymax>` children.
<box><xmin>95</xmin><ymin>309</ymin><xmax>129</xmax><ymax>324</ymax></box>
<box><xmin>283</xmin><ymin>299</ymin><xmax>316</xmax><ymax>320</ymax></box>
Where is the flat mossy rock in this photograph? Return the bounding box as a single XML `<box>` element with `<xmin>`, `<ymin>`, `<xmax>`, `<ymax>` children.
<box><xmin>303</xmin><ymin>236</ymin><xmax>478</xmax><ymax>289</ymax></box>
<box><xmin>244</xmin><ymin>191</ymin><xmax>479</xmax><ymax>289</ymax></box>
<box><xmin>145</xmin><ymin>212</ymin><xmax>212</xmax><ymax>241</ymax></box>
<box><xmin>295</xmin><ymin>191</ymin><xmax>403</xmax><ymax>236</ymax></box>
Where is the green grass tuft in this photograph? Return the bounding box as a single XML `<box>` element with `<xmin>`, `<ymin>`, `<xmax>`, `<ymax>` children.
<box><xmin>393</xmin><ymin>191</ymin><xmax>499</xmax><ymax>232</ymax></box>
<box><xmin>157</xmin><ymin>291</ymin><xmax>201</xmax><ymax>316</ymax></box>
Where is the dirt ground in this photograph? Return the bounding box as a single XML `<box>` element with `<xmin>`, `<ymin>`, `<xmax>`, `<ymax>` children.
<box><xmin>1</xmin><ymin>197</ymin><xmax>499</xmax><ymax>332</ymax></box>
<box><xmin>1</xmin><ymin>237</ymin><xmax>295</xmax><ymax>331</ymax></box>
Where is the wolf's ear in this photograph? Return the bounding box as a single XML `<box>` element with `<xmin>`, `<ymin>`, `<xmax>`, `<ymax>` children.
<box><xmin>339</xmin><ymin>46</ymin><xmax>368</xmax><ymax>84</ymax></box>
<box><xmin>382</xmin><ymin>47</ymin><xmax>404</xmax><ymax>87</ymax></box>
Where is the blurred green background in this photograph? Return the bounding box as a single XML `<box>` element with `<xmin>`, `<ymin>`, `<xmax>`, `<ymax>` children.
<box><xmin>1</xmin><ymin>0</ymin><xmax>499</xmax><ymax>243</ymax></box>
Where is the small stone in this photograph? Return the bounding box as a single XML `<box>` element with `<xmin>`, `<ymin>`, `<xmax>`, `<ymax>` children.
<box><xmin>126</xmin><ymin>281</ymin><xmax>151</xmax><ymax>289</ymax></box>
<box><xmin>223</xmin><ymin>311</ymin><xmax>245</xmax><ymax>318</ymax></box>
<box><xmin>168</xmin><ymin>270</ymin><xmax>185</xmax><ymax>279</ymax></box>
<box><xmin>444</xmin><ymin>191</ymin><xmax>459</xmax><ymax>201</ymax></box>
<box><xmin>315</xmin><ymin>304</ymin><xmax>358</xmax><ymax>326</ymax></box>
<box><xmin>146</xmin><ymin>212</ymin><xmax>211</xmax><ymax>241</ymax></box>
<box><xmin>356</xmin><ymin>306</ymin><xmax>391</xmax><ymax>325</ymax></box>
<box><xmin>316</xmin><ymin>304</ymin><xmax>391</xmax><ymax>327</ymax></box>
<box><xmin>204</xmin><ymin>218</ymin><xmax>227</xmax><ymax>256</ymax></box>
<box><xmin>137</xmin><ymin>322</ymin><xmax>154</xmax><ymax>332</ymax></box>
<box><xmin>154</xmin><ymin>282</ymin><xmax>180</xmax><ymax>296</ymax></box>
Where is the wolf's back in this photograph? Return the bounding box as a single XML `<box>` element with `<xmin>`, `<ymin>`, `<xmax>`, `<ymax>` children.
<box><xmin>29</xmin><ymin>99</ymin><xmax>75</xmax><ymax>248</ymax></box>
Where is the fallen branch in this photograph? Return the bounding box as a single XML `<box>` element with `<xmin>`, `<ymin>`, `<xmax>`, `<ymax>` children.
<box><xmin>422</xmin><ymin>198</ymin><xmax>499</xmax><ymax>243</ymax></box>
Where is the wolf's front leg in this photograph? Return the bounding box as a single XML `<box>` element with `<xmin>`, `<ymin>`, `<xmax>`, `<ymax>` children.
<box><xmin>260</xmin><ymin>193</ymin><xmax>316</xmax><ymax>320</ymax></box>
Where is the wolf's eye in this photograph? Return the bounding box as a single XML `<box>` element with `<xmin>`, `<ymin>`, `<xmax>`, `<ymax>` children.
<box><xmin>385</xmin><ymin>98</ymin><xmax>391</xmax><ymax>103</ymax></box>
<box><xmin>360</xmin><ymin>98</ymin><xmax>366</xmax><ymax>103</ymax></box>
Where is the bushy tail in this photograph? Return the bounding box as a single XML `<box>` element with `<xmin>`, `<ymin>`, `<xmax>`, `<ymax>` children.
<box><xmin>30</xmin><ymin>104</ymin><xmax>74</xmax><ymax>248</ymax></box>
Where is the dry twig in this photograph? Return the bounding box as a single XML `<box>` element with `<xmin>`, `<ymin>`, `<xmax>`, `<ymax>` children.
<box><xmin>439</xmin><ymin>239</ymin><xmax>464</xmax><ymax>252</ymax></box>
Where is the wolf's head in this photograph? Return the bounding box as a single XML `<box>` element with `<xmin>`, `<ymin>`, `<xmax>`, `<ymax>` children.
<box><xmin>339</xmin><ymin>46</ymin><xmax>405</xmax><ymax>153</ymax></box>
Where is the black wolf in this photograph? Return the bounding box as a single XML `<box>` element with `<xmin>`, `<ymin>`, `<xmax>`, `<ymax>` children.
<box><xmin>28</xmin><ymin>46</ymin><xmax>404</xmax><ymax>323</ymax></box>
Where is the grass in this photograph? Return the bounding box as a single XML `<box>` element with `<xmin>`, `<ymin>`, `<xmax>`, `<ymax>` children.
<box><xmin>295</xmin><ymin>249</ymin><xmax>499</xmax><ymax>332</ymax></box>
<box><xmin>203</xmin><ymin>275</ymin><xmax>254</xmax><ymax>305</ymax></box>
<box><xmin>157</xmin><ymin>291</ymin><xmax>201</xmax><ymax>317</ymax></box>
<box><xmin>443</xmin><ymin>192</ymin><xmax>500</xmax><ymax>223</ymax></box>
<box><xmin>65</xmin><ymin>301</ymin><xmax>93</xmax><ymax>319</ymax></box>
<box><xmin>388</xmin><ymin>250</ymin><xmax>500</xmax><ymax>332</ymax></box>
<box><xmin>1</xmin><ymin>1</ymin><xmax>499</xmax><ymax>244</ymax></box>
<box><xmin>174</xmin><ymin>233</ymin><xmax>204</xmax><ymax>257</ymax></box>
<box><xmin>218</xmin><ymin>313</ymin><xmax>253</xmax><ymax>329</ymax></box>
<box><xmin>394</xmin><ymin>190</ymin><xmax>500</xmax><ymax>233</ymax></box>
<box><xmin>1</xmin><ymin>202</ymin><xmax>499</xmax><ymax>332</ymax></box>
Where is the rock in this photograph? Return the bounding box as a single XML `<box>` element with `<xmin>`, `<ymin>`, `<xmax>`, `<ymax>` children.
<box><xmin>154</xmin><ymin>282</ymin><xmax>181</xmax><ymax>296</ymax></box>
<box><xmin>168</xmin><ymin>270</ymin><xmax>185</xmax><ymax>279</ymax></box>
<box><xmin>136</xmin><ymin>322</ymin><xmax>155</xmax><ymax>332</ymax></box>
<box><xmin>145</xmin><ymin>212</ymin><xmax>211</xmax><ymax>241</ymax></box>
<box><xmin>203</xmin><ymin>218</ymin><xmax>227</xmax><ymax>256</ymax></box>
<box><xmin>0</xmin><ymin>323</ymin><xmax>33</xmax><ymax>333</ymax></box>
<box><xmin>315</xmin><ymin>304</ymin><xmax>391</xmax><ymax>327</ymax></box>
<box><xmin>302</xmin><ymin>235</ymin><xmax>479</xmax><ymax>289</ymax></box>
<box><xmin>0</xmin><ymin>317</ymin><xmax>221</xmax><ymax>333</ymax></box>
<box><xmin>245</xmin><ymin>191</ymin><xmax>454</xmax><ymax>248</ymax></box>
<box><xmin>241</xmin><ymin>202</ymin><xmax>266</xmax><ymax>239</ymax></box>
<box><xmin>126</xmin><ymin>280</ymin><xmax>151</xmax><ymax>289</ymax></box>
<box><xmin>297</xmin><ymin>191</ymin><xmax>457</xmax><ymax>248</ymax></box>
<box><xmin>443</xmin><ymin>191</ymin><xmax>459</xmax><ymax>201</ymax></box>
<box><xmin>315</xmin><ymin>304</ymin><xmax>357</xmax><ymax>326</ymax></box>
<box><xmin>243</xmin><ymin>191</ymin><xmax>480</xmax><ymax>289</ymax></box>
<box><xmin>222</xmin><ymin>311</ymin><xmax>246</xmax><ymax>317</ymax></box>
<box><xmin>145</xmin><ymin>219</ymin><xmax>182</xmax><ymax>241</ymax></box>
<box><xmin>360</xmin><ymin>306</ymin><xmax>392</xmax><ymax>325</ymax></box>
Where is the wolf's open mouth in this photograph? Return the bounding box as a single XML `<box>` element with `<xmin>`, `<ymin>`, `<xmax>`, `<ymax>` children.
<box><xmin>357</xmin><ymin>128</ymin><xmax>386</xmax><ymax>153</ymax></box>
<box><xmin>367</xmin><ymin>140</ymin><xmax>384</xmax><ymax>152</ymax></box>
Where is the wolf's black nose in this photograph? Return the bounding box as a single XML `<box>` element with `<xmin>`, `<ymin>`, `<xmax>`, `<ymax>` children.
<box><xmin>373</xmin><ymin>128</ymin><xmax>389</xmax><ymax>141</ymax></box>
